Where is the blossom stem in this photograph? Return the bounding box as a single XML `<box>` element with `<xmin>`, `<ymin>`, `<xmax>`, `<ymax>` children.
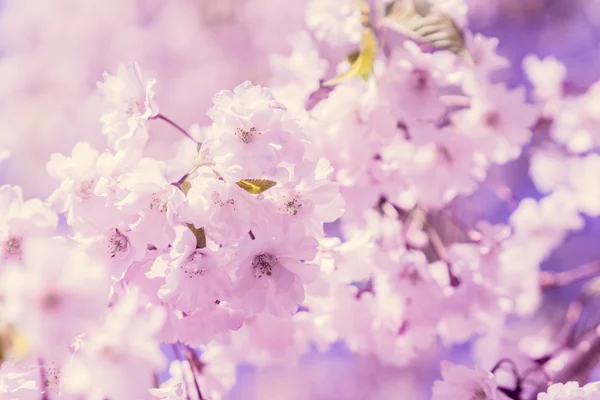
<box><xmin>153</xmin><ymin>113</ymin><xmax>198</xmax><ymax>143</ymax></box>
<box><xmin>171</xmin><ymin>343</ymin><xmax>192</xmax><ymax>400</ymax></box>
<box><xmin>427</xmin><ymin>225</ymin><xmax>460</xmax><ymax>287</ymax></box>
<box><xmin>173</xmin><ymin>159</ymin><xmax>216</xmax><ymax>189</ymax></box>
<box><xmin>183</xmin><ymin>346</ymin><xmax>205</xmax><ymax>400</ymax></box>
<box><xmin>539</xmin><ymin>261</ymin><xmax>600</xmax><ymax>290</ymax></box>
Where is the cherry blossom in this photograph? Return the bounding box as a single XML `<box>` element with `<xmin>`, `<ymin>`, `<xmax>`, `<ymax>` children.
<box><xmin>229</xmin><ymin>219</ymin><xmax>319</xmax><ymax>316</ymax></box>
<box><xmin>305</xmin><ymin>0</ymin><xmax>363</xmax><ymax>46</ymax></box>
<box><xmin>0</xmin><ymin>184</ymin><xmax>57</xmax><ymax>263</ymax></box>
<box><xmin>432</xmin><ymin>361</ymin><xmax>508</xmax><ymax>400</ymax></box>
<box><xmin>0</xmin><ymin>237</ymin><xmax>110</xmax><ymax>363</ymax></box>
<box><xmin>97</xmin><ymin>62</ymin><xmax>158</xmax><ymax>152</ymax></box>
<box><xmin>3</xmin><ymin>2</ymin><xmax>600</xmax><ymax>399</ymax></box>
<box><xmin>537</xmin><ymin>382</ymin><xmax>600</xmax><ymax>400</ymax></box>
<box><xmin>60</xmin><ymin>289</ymin><xmax>165</xmax><ymax>400</ymax></box>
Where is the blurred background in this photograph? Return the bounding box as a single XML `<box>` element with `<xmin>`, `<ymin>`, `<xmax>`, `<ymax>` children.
<box><xmin>1</xmin><ymin>0</ymin><xmax>600</xmax><ymax>398</ymax></box>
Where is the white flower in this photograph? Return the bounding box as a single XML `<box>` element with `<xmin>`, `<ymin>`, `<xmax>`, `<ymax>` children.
<box><xmin>97</xmin><ymin>62</ymin><xmax>158</xmax><ymax>152</ymax></box>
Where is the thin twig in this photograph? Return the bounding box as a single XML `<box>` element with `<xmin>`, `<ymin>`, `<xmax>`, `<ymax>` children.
<box><xmin>427</xmin><ymin>224</ymin><xmax>460</xmax><ymax>287</ymax></box>
<box><xmin>171</xmin><ymin>343</ymin><xmax>192</xmax><ymax>400</ymax></box>
<box><xmin>540</xmin><ymin>261</ymin><xmax>600</xmax><ymax>290</ymax></box>
<box><xmin>183</xmin><ymin>346</ymin><xmax>205</xmax><ymax>400</ymax></box>
<box><xmin>152</xmin><ymin>113</ymin><xmax>198</xmax><ymax>143</ymax></box>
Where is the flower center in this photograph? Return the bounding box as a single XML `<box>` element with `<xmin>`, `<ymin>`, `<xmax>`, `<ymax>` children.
<box><xmin>236</xmin><ymin>127</ymin><xmax>257</xmax><ymax>144</ymax></box>
<box><xmin>182</xmin><ymin>251</ymin><xmax>206</xmax><ymax>279</ymax></box>
<box><xmin>107</xmin><ymin>229</ymin><xmax>128</xmax><ymax>259</ymax></box>
<box><xmin>211</xmin><ymin>191</ymin><xmax>235</xmax><ymax>207</ymax></box>
<box><xmin>150</xmin><ymin>190</ymin><xmax>168</xmax><ymax>212</ymax></box>
<box><xmin>76</xmin><ymin>179</ymin><xmax>96</xmax><ymax>199</ymax></box>
<box><xmin>40</xmin><ymin>291</ymin><xmax>62</xmax><ymax>311</ymax></box>
<box><xmin>98</xmin><ymin>345</ymin><xmax>123</xmax><ymax>363</ymax></box>
<box><xmin>3</xmin><ymin>235</ymin><xmax>22</xmax><ymax>260</ymax></box>
<box><xmin>471</xmin><ymin>386</ymin><xmax>489</xmax><ymax>400</ymax></box>
<box><xmin>399</xmin><ymin>264</ymin><xmax>422</xmax><ymax>285</ymax></box>
<box><xmin>43</xmin><ymin>365</ymin><xmax>60</xmax><ymax>393</ymax></box>
<box><xmin>410</xmin><ymin>69</ymin><xmax>430</xmax><ymax>92</ymax></box>
<box><xmin>252</xmin><ymin>253</ymin><xmax>276</xmax><ymax>278</ymax></box>
<box><xmin>483</xmin><ymin>110</ymin><xmax>502</xmax><ymax>129</ymax></box>
<box><xmin>280</xmin><ymin>193</ymin><xmax>303</xmax><ymax>216</ymax></box>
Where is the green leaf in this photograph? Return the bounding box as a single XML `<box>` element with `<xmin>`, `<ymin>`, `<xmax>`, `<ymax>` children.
<box><xmin>323</xmin><ymin>26</ymin><xmax>378</xmax><ymax>87</ymax></box>
<box><xmin>382</xmin><ymin>0</ymin><xmax>472</xmax><ymax>63</ymax></box>
<box><xmin>187</xmin><ymin>223</ymin><xmax>206</xmax><ymax>249</ymax></box>
<box><xmin>236</xmin><ymin>179</ymin><xmax>277</xmax><ymax>195</ymax></box>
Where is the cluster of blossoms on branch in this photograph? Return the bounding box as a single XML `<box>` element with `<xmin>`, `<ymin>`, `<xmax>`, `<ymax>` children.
<box><xmin>1</xmin><ymin>0</ymin><xmax>600</xmax><ymax>399</ymax></box>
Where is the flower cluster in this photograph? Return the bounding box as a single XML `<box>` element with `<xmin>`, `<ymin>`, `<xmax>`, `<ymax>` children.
<box><xmin>1</xmin><ymin>0</ymin><xmax>600</xmax><ymax>399</ymax></box>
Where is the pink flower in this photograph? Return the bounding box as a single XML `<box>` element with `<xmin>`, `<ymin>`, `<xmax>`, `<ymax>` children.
<box><xmin>46</xmin><ymin>142</ymin><xmax>108</xmax><ymax>231</ymax></box>
<box><xmin>453</xmin><ymin>82</ymin><xmax>538</xmax><ymax>164</ymax></box>
<box><xmin>151</xmin><ymin>350</ymin><xmax>236</xmax><ymax>400</ymax></box>
<box><xmin>0</xmin><ymin>184</ymin><xmax>57</xmax><ymax>263</ymax></box>
<box><xmin>60</xmin><ymin>289</ymin><xmax>165</xmax><ymax>400</ymax></box>
<box><xmin>530</xmin><ymin>150</ymin><xmax>600</xmax><ymax>216</ymax></box>
<box><xmin>116</xmin><ymin>158</ymin><xmax>186</xmax><ymax>249</ymax></box>
<box><xmin>229</xmin><ymin>218</ymin><xmax>319</xmax><ymax>316</ymax></box>
<box><xmin>180</xmin><ymin>167</ymin><xmax>254</xmax><ymax>245</ymax></box>
<box><xmin>538</xmin><ymin>382</ymin><xmax>600</xmax><ymax>400</ymax></box>
<box><xmin>0</xmin><ymin>359</ymin><xmax>44</xmax><ymax>399</ymax></box>
<box><xmin>269</xmin><ymin>32</ymin><xmax>328</xmax><ymax>111</ymax></box>
<box><xmin>268</xmin><ymin>158</ymin><xmax>345</xmax><ymax>234</ymax></box>
<box><xmin>381</xmin><ymin>42</ymin><xmax>450</xmax><ymax>124</ymax></box>
<box><xmin>523</xmin><ymin>55</ymin><xmax>566</xmax><ymax>103</ymax></box>
<box><xmin>508</xmin><ymin>190</ymin><xmax>584</xmax><ymax>262</ymax></box>
<box><xmin>0</xmin><ymin>237</ymin><xmax>110</xmax><ymax>363</ymax></box>
<box><xmin>149</xmin><ymin>227</ymin><xmax>233</xmax><ymax>314</ymax></box>
<box><xmin>386</xmin><ymin>130</ymin><xmax>487</xmax><ymax>208</ymax></box>
<box><xmin>204</xmin><ymin>81</ymin><xmax>306</xmax><ymax>180</ymax></box>
<box><xmin>305</xmin><ymin>0</ymin><xmax>363</xmax><ymax>46</ymax></box>
<box><xmin>175</xmin><ymin>302</ymin><xmax>244</xmax><ymax>346</ymax></box>
<box><xmin>432</xmin><ymin>361</ymin><xmax>506</xmax><ymax>400</ymax></box>
<box><xmin>314</xmin><ymin>233</ymin><xmax>374</xmax><ymax>284</ymax></box>
<box><xmin>465</xmin><ymin>33</ymin><xmax>510</xmax><ymax>76</ymax></box>
<box><xmin>97</xmin><ymin>62</ymin><xmax>158</xmax><ymax>151</ymax></box>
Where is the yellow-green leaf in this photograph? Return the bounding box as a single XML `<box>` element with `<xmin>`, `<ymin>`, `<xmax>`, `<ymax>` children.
<box><xmin>236</xmin><ymin>179</ymin><xmax>277</xmax><ymax>194</ymax></box>
<box><xmin>187</xmin><ymin>223</ymin><xmax>206</xmax><ymax>249</ymax></box>
<box><xmin>323</xmin><ymin>26</ymin><xmax>378</xmax><ymax>87</ymax></box>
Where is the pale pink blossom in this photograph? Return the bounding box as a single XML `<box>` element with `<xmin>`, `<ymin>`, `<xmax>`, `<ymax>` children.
<box><xmin>453</xmin><ymin>82</ymin><xmax>538</xmax><ymax>163</ymax></box>
<box><xmin>175</xmin><ymin>302</ymin><xmax>244</xmax><ymax>346</ymax></box>
<box><xmin>230</xmin><ymin>219</ymin><xmax>319</xmax><ymax>316</ymax></box>
<box><xmin>0</xmin><ymin>237</ymin><xmax>110</xmax><ymax>363</ymax></box>
<box><xmin>538</xmin><ymin>382</ymin><xmax>600</xmax><ymax>400</ymax></box>
<box><xmin>149</xmin><ymin>227</ymin><xmax>233</xmax><ymax>314</ymax></box>
<box><xmin>97</xmin><ymin>62</ymin><xmax>158</xmax><ymax>151</ymax></box>
<box><xmin>60</xmin><ymin>289</ymin><xmax>165</xmax><ymax>400</ymax></box>
<box><xmin>268</xmin><ymin>158</ymin><xmax>345</xmax><ymax>234</ymax></box>
<box><xmin>269</xmin><ymin>32</ymin><xmax>328</xmax><ymax>111</ymax></box>
<box><xmin>205</xmin><ymin>81</ymin><xmax>306</xmax><ymax>180</ymax></box>
<box><xmin>116</xmin><ymin>157</ymin><xmax>186</xmax><ymax>249</ymax></box>
<box><xmin>180</xmin><ymin>167</ymin><xmax>254</xmax><ymax>245</ymax></box>
<box><xmin>0</xmin><ymin>184</ymin><xmax>57</xmax><ymax>263</ymax></box>
<box><xmin>432</xmin><ymin>361</ymin><xmax>507</xmax><ymax>400</ymax></box>
<box><xmin>305</xmin><ymin>0</ymin><xmax>363</xmax><ymax>46</ymax></box>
